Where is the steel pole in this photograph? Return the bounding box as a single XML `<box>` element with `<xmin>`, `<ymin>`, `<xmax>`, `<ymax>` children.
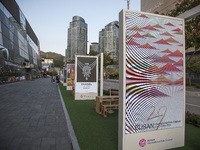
<box><xmin>100</xmin><ymin>53</ymin><xmax>103</xmax><ymax>96</ymax></box>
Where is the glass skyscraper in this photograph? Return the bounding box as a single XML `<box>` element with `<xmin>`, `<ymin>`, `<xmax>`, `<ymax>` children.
<box><xmin>99</xmin><ymin>21</ymin><xmax>119</xmax><ymax>60</ymax></box>
<box><xmin>0</xmin><ymin>0</ymin><xmax>41</xmax><ymax>82</ymax></box>
<box><xmin>66</xmin><ymin>16</ymin><xmax>87</xmax><ymax>62</ymax></box>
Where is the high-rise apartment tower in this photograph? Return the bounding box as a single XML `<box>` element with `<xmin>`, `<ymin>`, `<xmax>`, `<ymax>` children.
<box><xmin>66</xmin><ymin>16</ymin><xmax>87</xmax><ymax>62</ymax></box>
<box><xmin>99</xmin><ymin>21</ymin><xmax>119</xmax><ymax>60</ymax></box>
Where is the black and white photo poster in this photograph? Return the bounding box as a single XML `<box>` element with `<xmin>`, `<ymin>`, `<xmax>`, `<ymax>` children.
<box><xmin>75</xmin><ymin>56</ymin><xmax>98</xmax><ymax>100</ymax></box>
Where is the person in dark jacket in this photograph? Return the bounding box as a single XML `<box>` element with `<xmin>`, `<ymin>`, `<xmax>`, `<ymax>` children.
<box><xmin>56</xmin><ymin>76</ymin><xmax>59</xmax><ymax>85</ymax></box>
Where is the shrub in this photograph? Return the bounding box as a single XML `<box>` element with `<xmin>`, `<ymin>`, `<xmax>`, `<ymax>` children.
<box><xmin>185</xmin><ymin>111</ymin><xmax>200</xmax><ymax>127</ymax></box>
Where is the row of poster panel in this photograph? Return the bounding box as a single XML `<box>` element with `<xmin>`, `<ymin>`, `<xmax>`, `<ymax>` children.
<box><xmin>62</xmin><ymin>56</ymin><xmax>98</xmax><ymax>100</ymax></box>
<box><xmin>118</xmin><ymin>10</ymin><xmax>185</xmax><ymax>150</ymax></box>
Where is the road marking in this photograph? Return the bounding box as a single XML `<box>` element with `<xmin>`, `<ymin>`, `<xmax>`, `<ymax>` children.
<box><xmin>186</xmin><ymin>103</ymin><xmax>200</xmax><ymax>108</ymax></box>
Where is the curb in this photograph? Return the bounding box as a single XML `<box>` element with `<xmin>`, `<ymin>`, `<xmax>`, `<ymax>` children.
<box><xmin>58</xmin><ymin>86</ymin><xmax>80</xmax><ymax>150</ymax></box>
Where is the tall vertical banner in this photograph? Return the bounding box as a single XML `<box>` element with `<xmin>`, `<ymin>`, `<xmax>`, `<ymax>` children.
<box><xmin>75</xmin><ymin>55</ymin><xmax>98</xmax><ymax>100</ymax></box>
<box><xmin>119</xmin><ymin>10</ymin><xmax>185</xmax><ymax>150</ymax></box>
<box><xmin>63</xmin><ymin>67</ymin><xmax>67</xmax><ymax>86</ymax></box>
<box><xmin>66</xmin><ymin>64</ymin><xmax>75</xmax><ymax>90</ymax></box>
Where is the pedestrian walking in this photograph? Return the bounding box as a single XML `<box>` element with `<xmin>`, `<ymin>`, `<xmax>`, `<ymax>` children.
<box><xmin>56</xmin><ymin>75</ymin><xmax>59</xmax><ymax>85</ymax></box>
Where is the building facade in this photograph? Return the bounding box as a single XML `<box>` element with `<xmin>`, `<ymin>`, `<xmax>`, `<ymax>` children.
<box><xmin>99</xmin><ymin>21</ymin><xmax>119</xmax><ymax>60</ymax></box>
<box><xmin>89</xmin><ymin>42</ymin><xmax>99</xmax><ymax>53</ymax></box>
<box><xmin>41</xmin><ymin>58</ymin><xmax>54</xmax><ymax>72</ymax></box>
<box><xmin>141</xmin><ymin>0</ymin><xmax>178</xmax><ymax>14</ymax></box>
<box><xmin>0</xmin><ymin>0</ymin><xmax>41</xmax><ymax>82</ymax></box>
<box><xmin>66</xmin><ymin>16</ymin><xmax>87</xmax><ymax>62</ymax></box>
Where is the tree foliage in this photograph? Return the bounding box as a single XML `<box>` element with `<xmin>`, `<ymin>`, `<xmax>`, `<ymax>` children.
<box><xmin>185</xmin><ymin>17</ymin><xmax>200</xmax><ymax>49</ymax></box>
<box><xmin>186</xmin><ymin>56</ymin><xmax>200</xmax><ymax>73</ymax></box>
<box><xmin>48</xmin><ymin>70</ymin><xmax>58</xmax><ymax>76</ymax></box>
<box><xmin>167</xmin><ymin>0</ymin><xmax>200</xmax><ymax>17</ymax></box>
<box><xmin>167</xmin><ymin>0</ymin><xmax>200</xmax><ymax>50</ymax></box>
<box><xmin>186</xmin><ymin>56</ymin><xmax>200</xmax><ymax>85</ymax></box>
<box><xmin>166</xmin><ymin>0</ymin><xmax>200</xmax><ymax>86</ymax></box>
<box><xmin>89</xmin><ymin>50</ymin><xmax>99</xmax><ymax>56</ymax></box>
<box><xmin>103</xmin><ymin>52</ymin><xmax>118</xmax><ymax>67</ymax></box>
<box><xmin>105</xmin><ymin>69</ymin><xmax>119</xmax><ymax>79</ymax></box>
<box><xmin>89</xmin><ymin>50</ymin><xmax>118</xmax><ymax>67</ymax></box>
<box><xmin>54</xmin><ymin>59</ymin><xmax>64</xmax><ymax>68</ymax></box>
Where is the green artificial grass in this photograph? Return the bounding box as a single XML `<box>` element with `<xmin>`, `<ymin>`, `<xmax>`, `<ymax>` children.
<box><xmin>59</xmin><ymin>84</ymin><xmax>118</xmax><ymax>150</ymax></box>
<box><xmin>173</xmin><ymin>124</ymin><xmax>200</xmax><ymax>150</ymax></box>
<box><xmin>59</xmin><ymin>84</ymin><xmax>200</xmax><ymax>150</ymax></box>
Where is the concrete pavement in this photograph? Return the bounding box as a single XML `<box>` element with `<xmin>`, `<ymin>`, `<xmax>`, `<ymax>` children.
<box><xmin>0</xmin><ymin>78</ymin><xmax>72</xmax><ymax>150</ymax></box>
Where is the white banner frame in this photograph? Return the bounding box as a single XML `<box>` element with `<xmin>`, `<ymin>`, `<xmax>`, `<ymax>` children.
<box><xmin>66</xmin><ymin>64</ymin><xmax>75</xmax><ymax>90</ymax></box>
<box><xmin>119</xmin><ymin>9</ymin><xmax>185</xmax><ymax>150</ymax></box>
<box><xmin>75</xmin><ymin>55</ymin><xmax>98</xmax><ymax>100</ymax></box>
<box><xmin>63</xmin><ymin>67</ymin><xmax>67</xmax><ymax>86</ymax></box>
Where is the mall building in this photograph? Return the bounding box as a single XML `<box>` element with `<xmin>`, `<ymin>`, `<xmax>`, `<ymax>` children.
<box><xmin>0</xmin><ymin>0</ymin><xmax>41</xmax><ymax>83</ymax></box>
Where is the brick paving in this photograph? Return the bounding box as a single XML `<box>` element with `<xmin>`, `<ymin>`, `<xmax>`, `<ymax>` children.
<box><xmin>0</xmin><ymin>78</ymin><xmax>72</xmax><ymax>150</ymax></box>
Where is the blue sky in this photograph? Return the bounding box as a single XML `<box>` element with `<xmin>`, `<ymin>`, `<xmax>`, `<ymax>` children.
<box><xmin>16</xmin><ymin>0</ymin><xmax>141</xmax><ymax>56</ymax></box>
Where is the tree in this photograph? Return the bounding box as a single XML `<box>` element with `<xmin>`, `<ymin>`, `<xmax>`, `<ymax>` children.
<box><xmin>167</xmin><ymin>0</ymin><xmax>200</xmax><ymax>17</ymax></box>
<box><xmin>167</xmin><ymin>0</ymin><xmax>200</xmax><ymax>86</ymax></box>
<box><xmin>186</xmin><ymin>56</ymin><xmax>200</xmax><ymax>86</ymax></box>
<box><xmin>103</xmin><ymin>52</ymin><xmax>118</xmax><ymax>67</ymax></box>
<box><xmin>54</xmin><ymin>59</ymin><xmax>64</xmax><ymax>68</ymax></box>
<box><xmin>49</xmin><ymin>70</ymin><xmax>58</xmax><ymax>76</ymax></box>
<box><xmin>88</xmin><ymin>50</ymin><xmax>99</xmax><ymax>56</ymax></box>
<box><xmin>89</xmin><ymin>50</ymin><xmax>118</xmax><ymax>67</ymax></box>
<box><xmin>167</xmin><ymin>0</ymin><xmax>200</xmax><ymax>49</ymax></box>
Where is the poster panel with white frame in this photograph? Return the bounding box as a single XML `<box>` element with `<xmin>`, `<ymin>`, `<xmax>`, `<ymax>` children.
<box><xmin>63</xmin><ymin>67</ymin><xmax>67</xmax><ymax>86</ymax></box>
<box><xmin>119</xmin><ymin>9</ymin><xmax>185</xmax><ymax>150</ymax></box>
<box><xmin>75</xmin><ymin>55</ymin><xmax>98</xmax><ymax>100</ymax></box>
<box><xmin>66</xmin><ymin>64</ymin><xmax>75</xmax><ymax>90</ymax></box>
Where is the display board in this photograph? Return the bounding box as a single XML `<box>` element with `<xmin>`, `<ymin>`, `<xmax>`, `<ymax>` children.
<box><xmin>63</xmin><ymin>67</ymin><xmax>67</xmax><ymax>86</ymax></box>
<box><xmin>59</xmin><ymin>70</ymin><xmax>62</xmax><ymax>83</ymax></box>
<box><xmin>66</xmin><ymin>64</ymin><xmax>75</xmax><ymax>90</ymax></box>
<box><xmin>75</xmin><ymin>55</ymin><xmax>98</xmax><ymax>100</ymax></box>
<box><xmin>119</xmin><ymin>10</ymin><xmax>185</xmax><ymax>150</ymax></box>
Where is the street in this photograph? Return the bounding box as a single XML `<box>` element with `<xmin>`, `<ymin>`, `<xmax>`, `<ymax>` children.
<box><xmin>186</xmin><ymin>91</ymin><xmax>200</xmax><ymax>115</ymax></box>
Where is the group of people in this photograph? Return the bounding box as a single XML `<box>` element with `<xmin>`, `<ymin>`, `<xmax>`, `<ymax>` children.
<box><xmin>51</xmin><ymin>75</ymin><xmax>59</xmax><ymax>85</ymax></box>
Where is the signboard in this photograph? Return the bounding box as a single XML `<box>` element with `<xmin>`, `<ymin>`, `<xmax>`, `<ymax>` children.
<box><xmin>63</xmin><ymin>67</ymin><xmax>67</xmax><ymax>86</ymax></box>
<box><xmin>75</xmin><ymin>55</ymin><xmax>98</xmax><ymax>100</ymax></box>
<box><xmin>59</xmin><ymin>70</ymin><xmax>62</xmax><ymax>83</ymax></box>
<box><xmin>66</xmin><ymin>64</ymin><xmax>75</xmax><ymax>90</ymax></box>
<box><xmin>119</xmin><ymin>10</ymin><xmax>185</xmax><ymax>150</ymax></box>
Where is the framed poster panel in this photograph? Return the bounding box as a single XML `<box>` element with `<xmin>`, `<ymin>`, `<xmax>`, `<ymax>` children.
<box><xmin>63</xmin><ymin>67</ymin><xmax>67</xmax><ymax>86</ymax></box>
<box><xmin>66</xmin><ymin>64</ymin><xmax>75</xmax><ymax>90</ymax></box>
<box><xmin>119</xmin><ymin>9</ymin><xmax>185</xmax><ymax>150</ymax></box>
<box><xmin>60</xmin><ymin>69</ymin><xmax>64</xmax><ymax>84</ymax></box>
<box><xmin>75</xmin><ymin>55</ymin><xmax>98</xmax><ymax>100</ymax></box>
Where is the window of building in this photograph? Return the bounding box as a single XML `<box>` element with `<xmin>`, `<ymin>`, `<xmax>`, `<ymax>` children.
<box><xmin>19</xmin><ymin>9</ymin><xmax>26</xmax><ymax>31</ymax></box>
<box><xmin>0</xmin><ymin>45</ymin><xmax>9</xmax><ymax>60</ymax></box>
<box><xmin>27</xmin><ymin>35</ymin><xmax>38</xmax><ymax>54</ymax></box>
<box><xmin>0</xmin><ymin>2</ymin><xmax>12</xmax><ymax>18</ymax></box>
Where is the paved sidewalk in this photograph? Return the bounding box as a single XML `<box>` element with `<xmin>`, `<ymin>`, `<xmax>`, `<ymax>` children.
<box><xmin>0</xmin><ymin>78</ymin><xmax>72</xmax><ymax>150</ymax></box>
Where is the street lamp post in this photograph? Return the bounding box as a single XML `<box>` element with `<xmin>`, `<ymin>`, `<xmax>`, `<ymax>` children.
<box><xmin>127</xmin><ymin>0</ymin><xmax>130</xmax><ymax>9</ymax></box>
